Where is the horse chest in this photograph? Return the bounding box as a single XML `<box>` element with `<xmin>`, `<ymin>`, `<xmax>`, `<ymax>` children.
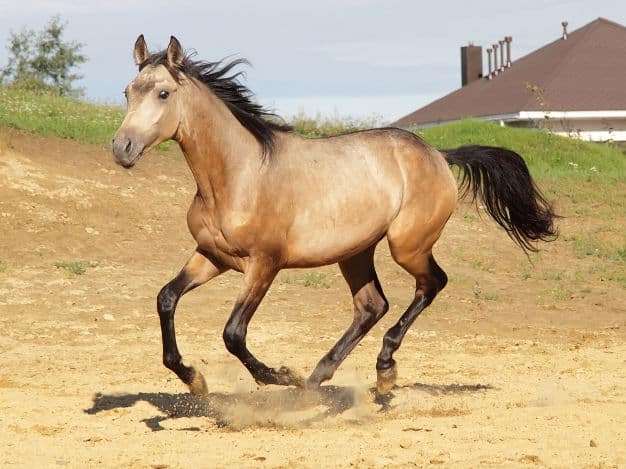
<box><xmin>187</xmin><ymin>199</ymin><xmax>249</xmax><ymax>267</ymax></box>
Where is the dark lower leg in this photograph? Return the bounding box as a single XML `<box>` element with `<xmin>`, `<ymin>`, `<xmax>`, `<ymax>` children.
<box><xmin>222</xmin><ymin>265</ymin><xmax>304</xmax><ymax>387</ymax></box>
<box><xmin>223</xmin><ymin>306</ymin><xmax>304</xmax><ymax>386</ymax></box>
<box><xmin>308</xmin><ymin>248</ymin><xmax>389</xmax><ymax>389</ymax></box>
<box><xmin>158</xmin><ymin>276</ymin><xmax>203</xmax><ymax>393</ymax></box>
<box><xmin>307</xmin><ymin>280</ymin><xmax>388</xmax><ymax>388</ymax></box>
<box><xmin>376</xmin><ymin>255</ymin><xmax>447</xmax><ymax>394</ymax></box>
<box><xmin>376</xmin><ymin>295</ymin><xmax>429</xmax><ymax>371</ymax></box>
<box><xmin>157</xmin><ymin>251</ymin><xmax>224</xmax><ymax>396</ymax></box>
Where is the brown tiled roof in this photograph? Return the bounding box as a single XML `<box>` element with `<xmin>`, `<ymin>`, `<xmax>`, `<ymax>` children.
<box><xmin>393</xmin><ymin>18</ymin><xmax>626</xmax><ymax>128</ymax></box>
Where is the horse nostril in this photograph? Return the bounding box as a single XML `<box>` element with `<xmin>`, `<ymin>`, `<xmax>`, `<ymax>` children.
<box><xmin>125</xmin><ymin>139</ymin><xmax>132</xmax><ymax>155</ymax></box>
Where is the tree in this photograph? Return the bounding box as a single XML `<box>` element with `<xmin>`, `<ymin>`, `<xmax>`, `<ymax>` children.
<box><xmin>0</xmin><ymin>15</ymin><xmax>87</xmax><ymax>96</ymax></box>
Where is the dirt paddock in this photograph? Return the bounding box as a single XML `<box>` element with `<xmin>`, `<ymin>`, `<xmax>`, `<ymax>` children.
<box><xmin>0</xmin><ymin>130</ymin><xmax>624</xmax><ymax>468</ymax></box>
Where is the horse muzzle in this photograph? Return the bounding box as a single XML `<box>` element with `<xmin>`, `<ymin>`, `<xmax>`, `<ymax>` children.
<box><xmin>111</xmin><ymin>132</ymin><xmax>145</xmax><ymax>168</ymax></box>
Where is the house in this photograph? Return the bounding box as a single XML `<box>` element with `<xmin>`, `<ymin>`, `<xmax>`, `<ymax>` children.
<box><xmin>393</xmin><ymin>18</ymin><xmax>626</xmax><ymax>142</ymax></box>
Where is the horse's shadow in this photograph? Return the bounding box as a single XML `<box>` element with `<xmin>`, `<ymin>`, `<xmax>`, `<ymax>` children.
<box><xmin>84</xmin><ymin>382</ymin><xmax>493</xmax><ymax>431</ymax></box>
<box><xmin>374</xmin><ymin>382</ymin><xmax>494</xmax><ymax>411</ymax></box>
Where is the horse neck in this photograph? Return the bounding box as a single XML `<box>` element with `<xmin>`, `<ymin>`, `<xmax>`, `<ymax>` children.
<box><xmin>175</xmin><ymin>82</ymin><xmax>262</xmax><ymax>201</ymax></box>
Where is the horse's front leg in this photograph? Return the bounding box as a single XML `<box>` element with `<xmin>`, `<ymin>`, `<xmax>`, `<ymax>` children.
<box><xmin>223</xmin><ymin>259</ymin><xmax>304</xmax><ymax>387</ymax></box>
<box><xmin>157</xmin><ymin>249</ymin><xmax>227</xmax><ymax>396</ymax></box>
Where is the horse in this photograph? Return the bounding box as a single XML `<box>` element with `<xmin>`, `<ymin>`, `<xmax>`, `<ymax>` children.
<box><xmin>112</xmin><ymin>35</ymin><xmax>557</xmax><ymax>397</ymax></box>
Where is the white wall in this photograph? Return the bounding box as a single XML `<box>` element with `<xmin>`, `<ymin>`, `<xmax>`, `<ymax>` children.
<box><xmin>507</xmin><ymin>116</ymin><xmax>626</xmax><ymax>142</ymax></box>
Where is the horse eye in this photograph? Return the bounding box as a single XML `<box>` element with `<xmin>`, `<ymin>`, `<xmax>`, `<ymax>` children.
<box><xmin>123</xmin><ymin>89</ymin><xmax>128</xmax><ymax>99</ymax></box>
<box><xmin>159</xmin><ymin>90</ymin><xmax>170</xmax><ymax>100</ymax></box>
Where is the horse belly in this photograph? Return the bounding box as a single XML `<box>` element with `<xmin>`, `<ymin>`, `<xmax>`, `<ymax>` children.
<box><xmin>285</xmin><ymin>196</ymin><xmax>394</xmax><ymax>267</ymax></box>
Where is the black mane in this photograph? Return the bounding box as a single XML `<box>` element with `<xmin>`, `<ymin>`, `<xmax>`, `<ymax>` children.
<box><xmin>140</xmin><ymin>50</ymin><xmax>291</xmax><ymax>159</ymax></box>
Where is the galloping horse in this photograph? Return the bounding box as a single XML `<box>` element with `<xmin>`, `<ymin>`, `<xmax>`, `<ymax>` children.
<box><xmin>112</xmin><ymin>36</ymin><xmax>556</xmax><ymax>397</ymax></box>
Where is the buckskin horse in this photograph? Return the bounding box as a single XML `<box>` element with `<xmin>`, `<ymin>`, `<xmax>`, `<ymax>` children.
<box><xmin>112</xmin><ymin>36</ymin><xmax>556</xmax><ymax>397</ymax></box>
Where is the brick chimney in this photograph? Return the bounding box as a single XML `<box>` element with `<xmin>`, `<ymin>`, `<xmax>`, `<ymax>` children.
<box><xmin>461</xmin><ymin>44</ymin><xmax>483</xmax><ymax>86</ymax></box>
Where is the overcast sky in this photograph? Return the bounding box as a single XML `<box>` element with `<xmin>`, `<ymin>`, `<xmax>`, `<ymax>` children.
<box><xmin>1</xmin><ymin>0</ymin><xmax>625</xmax><ymax>122</ymax></box>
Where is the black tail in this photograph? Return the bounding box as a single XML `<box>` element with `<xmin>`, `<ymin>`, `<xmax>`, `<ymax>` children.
<box><xmin>444</xmin><ymin>145</ymin><xmax>557</xmax><ymax>253</ymax></box>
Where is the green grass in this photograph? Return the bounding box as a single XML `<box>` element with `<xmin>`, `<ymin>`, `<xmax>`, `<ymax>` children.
<box><xmin>564</xmin><ymin>234</ymin><xmax>626</xmax><ymax>261</ymax></box>
<box><xmin>280</xmin><ymin>271</ymin><xmax>334</xmax><ymax>288</ymax></box>
<box><xmin>551</xmin><ymin>286</ymin><xmax>571</xmax><ymax>301</ymax></box>
<box><xmin>0</xmin><ymin>85</ymin><xmax>123</xmax><ymax>144</ymax></box>
<box><xmin>54</xmin><ymin>260</ymin><xmax>97</xmax><ymax>275</ymax></box>
<box><xmin>419</xmin><ymin>119</ymin><xmax>626</xmax><ymax>181</ymax></box>
<box><xmin>302</xmin><ymin>272</ymin><xmax>332</xmax><ymax>288</ymax></box>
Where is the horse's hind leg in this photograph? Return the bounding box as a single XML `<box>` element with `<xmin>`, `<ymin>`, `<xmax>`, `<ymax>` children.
<box><xmin>157</xmin><ymin>249</ymin><xmax>226</xmax><ymax>396</ymax></box>
<box><xmin>307</xmin><ymin>246</ymin><xmax>389</xmax><ymax>389</ymax></box>
<box><xmin>376</xmin><ymin>252</ymin><xmax>447</xmax><ymax>394</ymax></box>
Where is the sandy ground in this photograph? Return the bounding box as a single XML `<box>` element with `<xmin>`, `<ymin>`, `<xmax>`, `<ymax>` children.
<box><xmin>0</xmin><ymin>129</ymin><xmax>624</xmax><ymax>468</ymax></box>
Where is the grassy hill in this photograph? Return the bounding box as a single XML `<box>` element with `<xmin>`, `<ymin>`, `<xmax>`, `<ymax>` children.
<box><xmin>2</xmin><ymin>86</ymin><xmax>624</xmax><ymax>182</ymax></box>
<box><xmin>422</xmin><ymin>119</ymin><xmax>625</xmax><ymax>180</ymax></box>
<box><xmin>0</xmin><ymin>86</ymin><xmax>123</xmax><ymax>145</ymax></box>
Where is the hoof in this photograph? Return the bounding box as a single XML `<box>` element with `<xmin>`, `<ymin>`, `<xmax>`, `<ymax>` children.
<box><xmin>188</xmin><ymin>368</ymin><xmax>208</xmax><ymax>397</ymax></box>
<box><xmin>255</xmin><ymin>366</ymin><xmax>305</xmax><ymax>387</ymax></box>
<box><xmin>376</xmin><ymin>363</ymin><xmax>397</xmax><ymax>395</ymax></box>
<box><xmin>276</xmin><ymin>366</ymin><xmax>306</xmax><ymax>388</ymax></box>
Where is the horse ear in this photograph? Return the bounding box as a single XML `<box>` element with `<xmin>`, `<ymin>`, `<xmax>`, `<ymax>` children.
<box><xmin>166</xmin><ymin>36</ymin><xmax>184</xmax><ymax>67</ymax></box>
<box><xmin>133</xmin><ymin>34</ymin><xmax>150</xmax><ymax>66</ymax></box>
